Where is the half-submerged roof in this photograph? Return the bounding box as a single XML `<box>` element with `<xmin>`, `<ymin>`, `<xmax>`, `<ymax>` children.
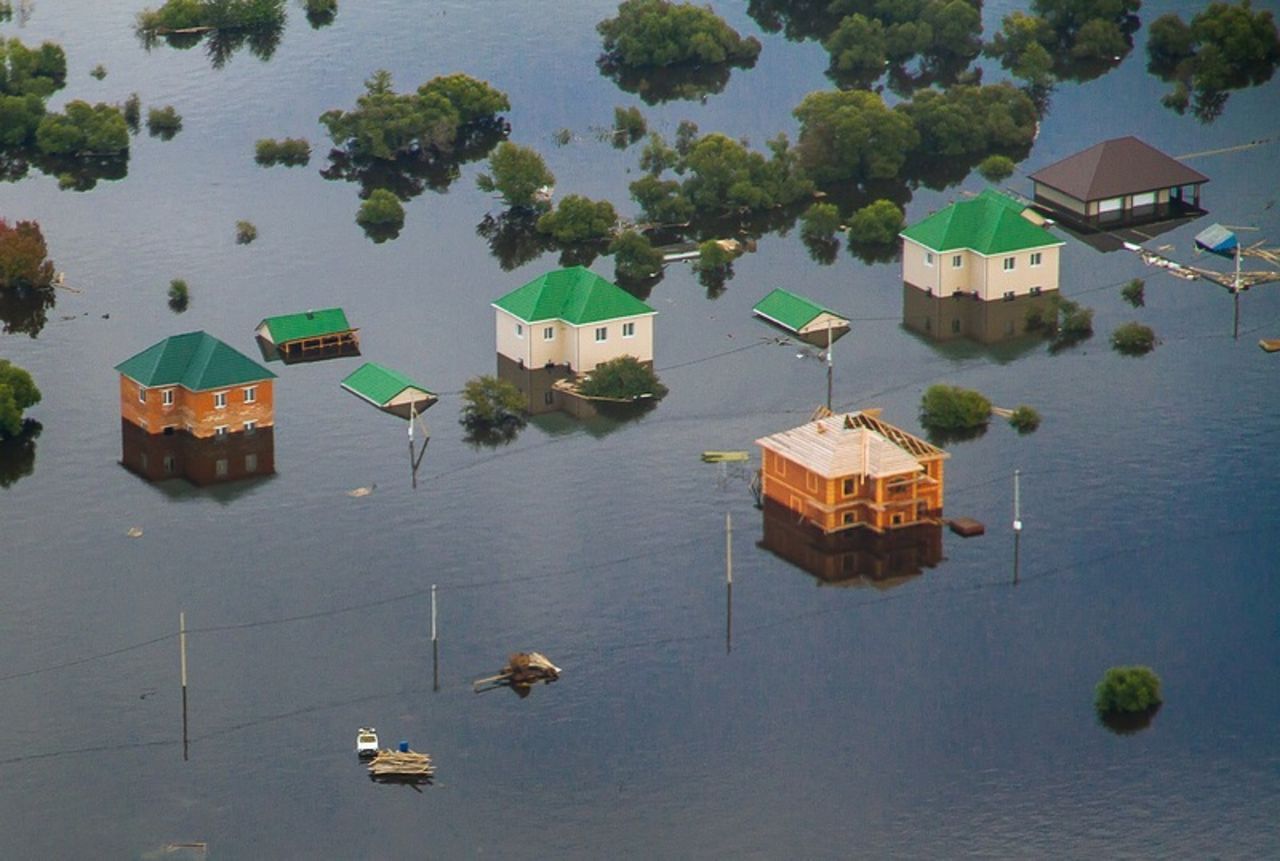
<box><xmin>901</xmin><ymin>189</ymin><xmax>1062</xmax><ymax>255</ymax></box>
<box><xmin>1028</xmin><ymin>136</ymin><xmax>1209</xmax><ymax>201</ymax></box>
<box><xmin>493</xmin><ymin>266</ymin><xmax>655</xmax><ymax>325</ymax></box>
<box><xmin>756</xmin><ymin>410</ymin><xmax>947</xmax><ymax>479</ymax></box>
<box><xmin>753</xmin><ymin>288</ymin><xmax>849</xmax><ymax>333</ymax></box>
<box><xmin>257</xmin><ymin>308</ymin><xmax>355</xmax><ymax>344</ymax></box>
<box><xmin>341</xmin><ymin>362</ymin><xmax>434</xmax><ymax>408</ymax></box>
<box><xmin>115</xmin><ymin>331</ymin><xmax>276</xmax><ymax>390</ymax></box>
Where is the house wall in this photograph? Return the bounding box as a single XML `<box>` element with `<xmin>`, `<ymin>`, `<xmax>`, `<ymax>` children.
<box><xmin>1033</xmin><ymin>183</ymin><xmax>1088</xmax><ymax>215</ymax></box>
<box><xmin>904</xmin><ymin>240</ymin><xmax>1060</xmax><ymax>301</ymax></box>
<box><xmin>976</xmin><ymin>245</ymin><xmax>1061</xmax><ymax>301</ymax></box>
<box><xmin>119</xmin><ymin>375</ymin><xmax>274</xmax><ymax>438</ymax></box>
<box><xmin>570</xmin><ymin>313</ymin><xmax>654</xmax><ymax>372</ymax></box>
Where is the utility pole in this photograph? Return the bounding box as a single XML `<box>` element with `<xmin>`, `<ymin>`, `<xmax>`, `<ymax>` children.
<box><xmin>725</xmin><ymin>512</ymin><xmax>733</xmax><ymax>654</ymax></box>
<box><xmin>179</xmin><ymin>611</ymin><xmax>189</xmax><ymax>761</ymax></box>
<box><xmin>825</xmin><ymin>318</ymin><xmax>834</xmax><ymax>410</ymax></box>
<box><xmin>1013</xmin><ymin>469</ymin><xmax>1022</xmax><ymax>585</ymax></box>
<box><xmin>431</xmin><ymin>584</ymin><xmax>439</xmax><ymax>692</ymax></box>
<box><xmin>1233</xmin><ymin>243</ymin><xmax>1242</xmax><ymax>339</ymax></box>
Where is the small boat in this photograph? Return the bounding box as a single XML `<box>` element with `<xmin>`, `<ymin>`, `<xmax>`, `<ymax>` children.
<box><xmin>356</xmin><ymin>727</ymin><xmax>379</xmax><ymax>758</ymax></box>
<box><xmin>1259</xmin><ymin>339</ymin><xmax>1280</xmax><ymax>353</ymax></box>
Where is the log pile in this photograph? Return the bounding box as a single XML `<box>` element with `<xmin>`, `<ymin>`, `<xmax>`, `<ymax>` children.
<box><xmin>473</xmin><ymin>652</ymin><xmax>562</xmax><ymax>693</ymax></box>
<box><xmin>367</xmin><ymin>749</ymin><xmax>435</xmax><ymax>779</ymax></box>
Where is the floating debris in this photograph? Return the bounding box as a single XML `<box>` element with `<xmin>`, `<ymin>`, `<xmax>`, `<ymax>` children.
<box><xmin>1260</xmin><ymin>339</ymin><xmax>1280</xmax><ymax>353</ymax></box>
<box><xmin>702</xmin><ymin>451</ymin><xmax>750</xmax><ymax>463</ymax></box>
<box><xmin>473</xmin><ymin>652</ymin><xmax>561</xmax><ymax>694</ymax></box>
<box><xmin>948</xmin><ymin>518</ymin><xmax>986</xmax><ymax>538</ymax></box>
<box><xmin>367</xmin><ymin>748</ymin><xmax>435</xmax><ymax>783</ymax></box>
<box><xmin>347</xmin><ymin>484</ymin><xmax>375</xmax><ymax>498</ymax></box>
<box><xmin>355</xmin><ymin>727</ymin><xmax>378</xmax><ymax>758</ymax></box>
<box><xmin>127</xmin><ymin>527</ymin><xmax>144</xmax><ymax>538</ymax></box>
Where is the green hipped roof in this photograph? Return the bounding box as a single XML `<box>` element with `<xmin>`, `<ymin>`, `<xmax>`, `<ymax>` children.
<box><xmin>340</xmin><ymin>362</ymin><xmax>433</xmax><ymax>407</ymax></box>
<box><xmin>115</xmin><ymin>331</ymin><xmax>276</xmax><ymax>390</ymax></box>
<box><xmin>753</xmin><ymin>288</ymin><xmax>847</xmax><ymax>331</ymax></box>
<box><xmin>492</xmin><ymin>266</ymin><xmax>654</xmax><ymax>325</ymax></box>
<box><xmin>901</xmin><ymin>189</ymin><xmax>1062</xmax><ymax>255</ymax></box>
<box><xmin>258</xmin><ymin>308</ymin><xmax>353</xmax><ymax>344</ymax></box>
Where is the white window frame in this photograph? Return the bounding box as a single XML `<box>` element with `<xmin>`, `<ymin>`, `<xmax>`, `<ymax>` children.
<box><xmin>161</xmin><ymin>388</ymin><xmax>174</xmax><ymax>406</ymax></box>
<box><xmin>595</xmin><ymin>326</ymin><xmax>608</xmax><ymax>342</ymax></box>
<box><xmin>951</xmin><ymin>254</ymin><xmax>963</xmax><ymax>268</ymax></box>
<box><xmin>242</xmin><ymin>386</ymin><xmax>257</xmax><ymax>404</ymax></box>
<box><xmin>1030</xmin><ymin>251</ymin><xmax>1042</xmax><ymax>267</ymax></box>
<box><xmin>543</xmin><ymin>326</ymin><xmax>555</xmax><ymax>341</ymax></box>
<box><xmin>622</xmin><ymin>321</ymin><xmax>635</xmax><ymax>338</ymax></box>
<box><xmin>515</xmin><ymin>323</ymin><xmax>524</xmax><ymax>339</ymax></box>
<box><xmin>924</xmin><ymin>252</ymin><xmax>935</xmax><ymax>267</ymax></box>
<box><xmin>214</xmin><ymin>425</ymin><xmax>229</xmax><ymax>438</ymax></box>
<box><xmin>213</xmin><ymin>390</ymin><xmax>228</xmax><ymax>409</ymax></box>
<box><xmin>243</xmin><ymin>420</ymin><xmax>257</xmax><ymax>434</ymax></box>
<box><xmin>138</xmin><ymin>387</ymin><xmax>147</xmax><ymax>404</ymax></box>
<box><xmin>1003</xmin><ymin>257</ymin><xmax>1016</xmax><ymax>272</ymax></box>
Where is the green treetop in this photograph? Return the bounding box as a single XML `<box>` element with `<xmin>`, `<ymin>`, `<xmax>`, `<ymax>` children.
<box><xmin>598</xmin><ymin>0</ymin><xmax>762</xmax><ymax>69</ymax></box>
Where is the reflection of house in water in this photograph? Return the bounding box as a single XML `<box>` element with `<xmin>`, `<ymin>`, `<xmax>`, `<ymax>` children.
<box><xmin>900</xmin><ymin>189</ymin><xmax>1064</xmax><ymax>344</ymax></box>
<box><xmin>1028</xmin><ymin>136</ymin><xmax>1208</xmax><ymax>231</ymax></box>
<box><xmin>756</xmin><ymin>409</ymin><xmax>948</xmax><ymax>534</ymax></box>
<box><xmin>758</xmin><ymin>500</ymin><xmax>943</xmax><ymax>588</ymax></box>
<box><xmin>120</xmin><ymin>419</ymin><xmax>275</xmax><ymax>486</ymax></box>
<box><xmin>115</xmin><ymin>331</ymin><xmax>277</xmax><ymax>486</ymax></box>
<box><xmin>492</xmin><ymin>266</ymin><xmax>657</xmax><ymax>418</ymax></box>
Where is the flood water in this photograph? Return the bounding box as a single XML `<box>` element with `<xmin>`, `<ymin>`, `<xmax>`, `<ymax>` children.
<box><xmin>3</xmin><ymin>1</ymin><xmax>1279</xmax><ymax>858</ymax></box>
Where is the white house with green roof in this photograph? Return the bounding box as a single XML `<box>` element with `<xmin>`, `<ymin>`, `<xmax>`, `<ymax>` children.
<box><xmin>492</xmin><ymin>266</ymin><xmax>656</xmax><ymax>373</ymax></box>
<box><xmin>901</xmin><ymin>189</ymin><xmax>1064</xmax><ymax>302</ymax></box>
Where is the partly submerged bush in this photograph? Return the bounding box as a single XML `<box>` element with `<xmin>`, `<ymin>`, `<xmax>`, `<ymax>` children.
<box><xmin>978</xmin><ymin>154</ymin><xmax>1015</xmax><ymax>182</ymax></box>
<box><xmin>577</xmin><ymin>356</ymin><xmax>667</xmax><ymax>401</ymax></box>
<box><xmin>235</xmin><ymin>220</ymin><xmax>258</xmax><ymax>244</ymax></box>
<box><xmin>920</xmin><ymin>384</ymin><xmax>991</xmax><ymax>432</ymax></box>
<box><xmin>167</xmin><ymin>278</ymin><xmax>189</xmax><ymax>312</ymax></box>
<box><xmin>1112</xmin><ymin>321</ymin><xmax>1157</xmax><ymax>355</ymax></box>
<box><xmin>1095</xmin><ymin>666</ymin><xmax>1162</xmax><ymax>715</ymax></box>
<box><xmin>254</xmin><ymin>137</ymin><xmax>311</xmax><ymax>166</ymax></box>
<box><xmin>1121</xmin><ymin>277</ymin><xmax>1145</xmax><ymax>308</ymax></box>
<box><xmin>1008</xmin><ymin>405</ymin><xmax>1041</xmax><ymax>433</ymax></box>
<box><xmin>146</xmin><ymin>105</ymin><xmax>182</xmax><ymax>138</ymax></box>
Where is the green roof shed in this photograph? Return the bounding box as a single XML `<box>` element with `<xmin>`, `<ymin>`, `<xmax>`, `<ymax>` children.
<box><xmin>341</xmin><ymin>362</ymin><xmax>437</xmax><ymax>419</ymax></box>
<box><xmin>753</xmin><ymin>289</ymin><xmax>849</xmax><ymax>336</ymax></box>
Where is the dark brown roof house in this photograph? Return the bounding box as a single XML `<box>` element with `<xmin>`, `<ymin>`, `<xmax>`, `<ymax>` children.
<box><xmin>1029</xmin><ymin>136</ymin><xmax>1208</xmax><ymax>230</ymax></box>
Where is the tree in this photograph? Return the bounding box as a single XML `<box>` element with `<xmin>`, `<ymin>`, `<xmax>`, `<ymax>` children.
<box><xmin>800</xmin><ymin>202</ymin><xmax>841</xmax><ymax>241</ymax></box>
<box><xmin>476</xmin><ymin>141</ymin><xmax>555</xmax><ymax>209</ymax></box>
<box><xmin>168</xmin><ymin>278</ymin><xmax>189</xmax><ymax>312</ymax></box>
<box><xmin>1111</xmin><ymin>321</ymin><xmax>1157</xmax><ymax>355</ymax></box>
<box><xmin>978</xmin><ymin>154</ymin><xmax>1015</xmax><ymax>181</ymax></box>
<box><xmin>920</xmin><ymin>384</ymin><xmax>991</xmax><ymax>432</ymax></box>
<box><xmin>1146</xmin><ymin>14</ymin><xmax>1196</xmax><ymax>75</ymax></box>
<box><xmin>1071</xmin><ymin>17</ymin><xmax>1126</xmax><ymax>61</ymax></box>
<box><xmin>577</xmin><ymin>355</ymin><xmax>667</xmax><ymax>400</ymax></box>
<box><xmin>1032</xmin><ymin>0</ymin><xmax>1140</xmax><ymax>38</ymax></box>
<box><xmin>35</xmin><ymin>101</ymin><xmax>129</xmax><ymax>156</ymax></box>
<box><xmin>0</xmin><ymin>93</ymin><xmax>46</xmax><ymax>147</ymax></box>
<box><xmin>460</xmin><ymin>374</ymin><xmax>526</xmax><ymax>443</ymax></box>
<box><xmin>848</xmin><ymin>199</ymin><xmax>904</xmax><ymax>245</ymax></box>
<box><xmin>1095</xmin><ymin>666</ymin><xmax>1162</xmax><ymax>715</ymax></box>
<box><xmin>304</xmin><ymin>0</ymin><xmax>337</xmax><ymax>28</ymax></box>
<box><xmin>629</xmin><ymin>173</ymin><xmax>694</xmax><ymax>224</ymax></box>
<box><xmin>824</xmin><ymin>14</ymin><xmax>888</xmax><ymax>82</ymax></box>
<box><xmin>613</xmin><ymin>105</ymin><xmax>647</xmax><ymax>146</ymax></box>
<box><xmin>794</xmin><ymin>89</ymin><xmax>919</xmax><ymax>185</ymax></box>
<box><xmin>1147</xmin><ymin>2</ymin><xmax>1280</xmax><ymax>102</ymax></box>
<box><xmin>598</xmin><ymin>0</ymin><xmax>762</xmax><ymax>69</ymax></box>
<box><xmin>610</xmin><ymin>229</ymin><xmax>663</xmax><ymax>283</ymax></box>
<box><xmin>356</xmin><ymin>188</ymin><xmax>405</xmax><ymax>242</ymax></box>
<box><xmin>137</xmin><ymin>0</ymin><xmax>287</xmax><ymax>33</ymax></box>
<box><xmin>536</xmin><ymin>194</ymin><xmax>617</xmax><ymax>243</ymax></box>
<box><xmin>0</xmin><ymin>37</ymin><xmax>68</xmax><ymax>98</ymax></box>
<box><xmin>146</xmin><ymin>105</ymin><xmax>182</xmax><ymax>139</ymax></box>
<box><xmin>0</xmin><ymin>219</ymin><xmax>55</xmax><ymax>291</ymax></box>
<box><xmin>1009</xmin><ymin>405</ymin><xmax>1041</xmax><ymax>433</ymax></box>
<box><xmin>900</xmin><ymin>83</ymin><xmax>1039</xmax><ymax>157</ymax></box>
<box><xmin>0</xmin><ymin>358</ymin><xmax>41</xmax><ymax>437</ymax></box>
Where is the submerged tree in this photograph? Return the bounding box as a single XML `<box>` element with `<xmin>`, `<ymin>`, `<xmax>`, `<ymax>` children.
<box><xmin>303</xmin><ymin>0</ymin><xmax>337</xmax><ymax>28</ymax></box>
<box><xmin>1111</xmin><ymin>321</ymin><xmax>1157</xmax><ymax>355</ymax></box>
<box><xmin>0</xmin><ymin>358</ymin><xmax>41</xmax><ymax>437</ymax></box>
<box><xmin>146</xmin><ymin>105</ymin><xmax>183</xmax><ymax>140</ymax></box>
<box><xmin>536</xmin><ymin>194</ymin><xmax>617</xmax><ymax>244</ymax></box>
<box><xmin>136</xmin><ymin>0</ymin><xmax>288</xmax><ymax>67</ymax></box>
<box><xmin>255</xmin><ymin>137</ymin><xmax>311</xmax><ymax>166</ymax></box>
<box><xmin>578</xmin><ymin>355</ymin><xmax>667</xmax><ymax>401</ymax></box>
<box><xmin>476</xmin><ymin>141</ymin><xmax>555</xmax><ymax>210</ymax></box>
<box><xmin>610</xmin><ymin>229</ymin><xmax>663</xmax><ymax>284</ymax></box>
<box><xmin>920</xmin><ymin>384</ymin><xmax>991</xmax><ymax>436</ymax></box>
<box><xmin>1095</xmin><ymin>666</ymin><xmax>1162</xmax><ymax>716</ymax></box>
<box><xmin>460</xmin><ymin>374</ymin><xmax>527</xmax><ymax>446</ymax></box>
<box><xmin>356</xmin><ymin>188</ymin><xmax>405</xmax><ymax>242</ymax></box>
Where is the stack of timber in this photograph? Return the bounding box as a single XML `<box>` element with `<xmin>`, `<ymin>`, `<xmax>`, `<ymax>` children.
<box><xmin>367</xmin><ymin>749</ymin><xmax>435</xmax><ymax>780</ymax></box>
<box><xmin>473</xmin><ymin>652</ymin><xmax>561</xmax><ymax>693</ymax></box>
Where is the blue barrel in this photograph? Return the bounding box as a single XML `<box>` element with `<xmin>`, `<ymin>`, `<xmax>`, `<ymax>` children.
<box><xmin>398</xmin><ymin>740</ymin><xmax>409</xmax><ymax>752</ymax></box>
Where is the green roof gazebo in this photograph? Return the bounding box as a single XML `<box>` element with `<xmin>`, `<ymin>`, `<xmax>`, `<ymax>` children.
<box><xmin>255</xmin><ymin>307</ymin><xmax>359</xmax><ymax>362</ymax></box>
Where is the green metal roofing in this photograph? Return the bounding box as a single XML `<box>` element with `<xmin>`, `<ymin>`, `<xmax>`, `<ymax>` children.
<box><xmin>753</xmin><ymin>288</ymin><xmax>847</xmax><ymax>332</ymax></box>
<box><xmin>115</xmin><ymin>331</ymin><xmax>276</xmax><ymax>390</ymax></box>
<box><xmin>901</xmin><ymin>189</ymin><xmax>1062</xmax><ymax>255</ymax></box>
<box><xmin>340</xmin><ymin>362</ymin><xmax>433</xmax><ymax>407</ymax></box>
<box><xmin>258</xmin><ymin>308</ymin><xmax>353</xmax><ymax>344</ymax></box>
<box><xmin>492</xmin><ymin>266</ymin><xmax>655</xmax><ymax>325</ymax></box>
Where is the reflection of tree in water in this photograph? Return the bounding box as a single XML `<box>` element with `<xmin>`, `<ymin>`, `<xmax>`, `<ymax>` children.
<box><xmin>0</xmin><ymin>283</ymin><xmax>56</xmax><ymax>337</ymax></box>
<box><xmin>923</xmin><ymin>422</ymin><xmax>987</xmax><ymax>447</ymax></box>
<box><xmin>463</xmin><ymin>422</ymin><xmax>523</xmax><ymax>449</ymax></box>
<box><xmin>1099</xmin><ymin>704</ymin><xmax>1160</xmax><ymax>736</ymax></box>
<box><xmin>803</xmin><ymin>234</ymin><xmax>840</xmax><ymax>266</ymax></box>
<box><xmin>747</xmin><ymin>0</ymin><xmax>843</xmax><ymax>43</ymax></box>
<box><xmin>0</xmin><ymin>419</ymin><xmax>41</xmax><ymax>488</ymax></box>
<box><xmin>139</xmin><ymin>22</ymin><xmax>284</xmax><ymax>69</ymax></box>
<box><xmin>359</xmin><ymin>221</ymin><xmax>400</xmax><ymax>244</ymax></box>
<box><xmin>598</xmin><ymin>60</ymin><xmax>738</xmax><ymax>105</ymax></box>
<box><xmin>475</xmin><ymin>209</ymin><xmax>554</xmax><ymax>272</ymax></box>
<box><xmin>0</xmin><ymin>148</ymin><xmax>129</xmax><ymax>191</ymax></box>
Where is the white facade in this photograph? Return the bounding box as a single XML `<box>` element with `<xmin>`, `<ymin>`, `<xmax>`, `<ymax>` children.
<box><xmin>902</xmin><ymin>239</ymin><xmax>1062</xmax><ymax>302</ymax></box>
<box><xmin>494</xmin><ymin>308</ymin><xmax>656</xmax><ymax>372</ymax></box>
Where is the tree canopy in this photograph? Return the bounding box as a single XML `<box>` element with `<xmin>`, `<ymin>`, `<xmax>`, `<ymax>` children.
<box><xmin>0</xmin><ymin>219</ymin><xmax>56</xmax><ymax>292</ymax></box>
<box><xmin>137</xmin><ymin>0</ymin><xmax>286</xmax><ymax>33</ymax></box>
<box><xmin>578</xmin><ymin>355</ymin><xmax>667</xmax><ymax>400</ymax></box>
<box><xmin>476</xmin><ymin>141</ymin><xmax>555</xmax><ymax>209</ymax></box>
<box><xmin>598</xmin><ymin>0</ymin><xmax>762</xmax><ymax>69</ymax></box>
<box><xmin>920</xmin><ymin>384</ymin><xmax>991</xmax><ymax>432</ymax></box>
<box><xmin>0</xmin><ymin>358</ymin><xmax>41</xmax><ymax>438</ymax></box>
<box><xmin>460</xmin><ymin>374</ymin><xmax>527</xmax><ymax>446</ymax></box>
<box><xmin>320</xmin><ymin>70</ymin><xmax>509</xmax><ymax>162</ymax></box>
<box><xmin>536</xmin><ymin>195</ymin><xmax>618</xmax><ymax>243</ymax></box>
<box><xmin>793</xmin><ymin>89</ymin><xmax>919</xmax><ymax>185</ymax></box>
<box><xmin>34</xmin><ymin>100</ymin><xmax>129</xmax><ymax>156</ymax></box>
<box><xmin>0</xmin><ymin>38</ymin><xmax>67</xmax><ymax>98</ymax></box>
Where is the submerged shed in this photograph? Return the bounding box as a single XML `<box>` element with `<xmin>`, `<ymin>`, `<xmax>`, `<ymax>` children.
<box><xmin>255</xmin><ymin>308</ymin><xmax>359</xmax><ymax>362</ymax></box>
<box><xmin>341</xmin><ymin>362</ymin><xmax>436</xmax><ymax>419</ymax></box>
<box><xmin>753</xmin><ymin>288</ymin><xmax>849</xmax><ymax>337</ymax></box>
<box><xmin>1194</xmin><ymin>223</ymin><xmax>1239</xmax><ymax>257</ymax></box>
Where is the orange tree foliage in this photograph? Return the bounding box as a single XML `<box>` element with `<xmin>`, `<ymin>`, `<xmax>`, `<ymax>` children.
<box><xmin>0</xmin><ymin>219</ymin><xmax>55</xmax><ymax>291</ymax></box>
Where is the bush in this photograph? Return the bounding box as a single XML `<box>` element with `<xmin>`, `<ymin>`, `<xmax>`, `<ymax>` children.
<box><xmin>460</xmin><ymin>374</ymin><xmax>526</xmax><ymax>438</ymax></box>
<box><xmin>90</xmin><ymin>64</ymin><xmax>107</xmax><ymax>80</ymax></box>
<box><xmin>1008</xmin><ymin>405</ymin><xmax>1041</xmax><ymax>433</ymax></box>
<box><xmin>1095</xmin><ymin>666</ymin><xmax>1162</xmax><ymax>715</ymax></box>
<box><xmin>35</xmin><ymin>100</ymin><xmax>129</xmax><ymax>156</ymax></box>
<box><xmin>0</xmin><ymin>358</ymin><xmax>41</xmax><ymax>438</ymax></box>
<box><xmin>610</xmin><ymin>229</ymin><xmax>663</xmax><ymax>283</ymax></box>
<box><xmin>122</xmin><ymin>93</ymin><xmax>141</xmax><ymax>132</ymax></box>
<box><xmin>578</xmin><ymin>356</ymin><xmax>667</xmax><ymax>401</ymax></box>
<box><xmin>356</xmin><ymin>189</ymin><xmax>405</xmax><ymax>236</ymax></box>
<box><xmin>694</xmin><ymin>239</ymin><xmax>735</xmax><ymax>273</ymax></box>
<box><xmin>168</xmin><ymin>278</ymin><xmax>189</xmax><ymax>312</ymax></box>
<box><xmin>235</xmin><ymin>220</ymin><xmax>257</xmax><ymax>244</ymax></box>
<box><xmin>800</xmin><ymin>202</ymin><xmax>841</xmax><ymax>241</ymax></box>
<box><xmin>597</xmin><ymin>0</ymin><xmax>762</xmax><ymax>70</ymax></box>
<box><xmin>613</xmin><ymin>105</ymin><xmax>646</xmax><ymax>146</ymax></box>
<box><xmin>1111</xmin><ymin>321</ymin><xmax>1157</xmax><ymax>355</ymax></box>
<box><xmin>254</xmin><ymin>137</ymin><xmax>311</xmax><ymax>167</ymax></box>
<box><xmin>920</xmin><ymin>384</ymin><xmax>991</xmax><ymax>432</ymax></box>
<box><xmin>146</xmin><ymin>105</ymin><xmax>182</xmax><ymax>139</ymax></box>
<box><xmin>978</xmin><ymin>154</ymin><xmax>1016</xmax><ymax>182</ymax></box>
<box><xmin>1121</xmin><ymin>277</ymin><xmax>1145</xmax><ymax>307</ymax></box>
<box><xmin>536</xmin><ymin>194</ymin><xmax>617</xmax><ymax>243</ymax></box>
<box><xmin>848</xmin><ymin>199</ymin><xmax>904</xmax><ymax>246</ymax></box>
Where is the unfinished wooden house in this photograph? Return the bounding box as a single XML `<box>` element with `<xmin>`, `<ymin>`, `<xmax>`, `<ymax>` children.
<box><xmin>254</xmin><ymin>308</ymin><xmax>359</xmax><ymax>362</ymax></box>
<box><xmin>755</xmin><ymin>410</ymin><xmax>948</xmax><ymax>534</ymax></box>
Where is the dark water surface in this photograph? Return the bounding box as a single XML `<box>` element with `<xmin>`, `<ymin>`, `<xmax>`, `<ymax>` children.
<box><xmin>3</xmin><ymin>1</ymin><xmax>1279</xmax><ymax>858</ymax></box>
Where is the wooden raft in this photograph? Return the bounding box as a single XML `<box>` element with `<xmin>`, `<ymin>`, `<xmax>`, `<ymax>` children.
<box><xmin>473</xmin><ymin>652</ymin><xmax>561</xmax><ymax>692</ymax></box>
<box><xmin>367</xmin><ymin>749</ymin><xmax>435</xmax><ymax>778</ymax></box>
